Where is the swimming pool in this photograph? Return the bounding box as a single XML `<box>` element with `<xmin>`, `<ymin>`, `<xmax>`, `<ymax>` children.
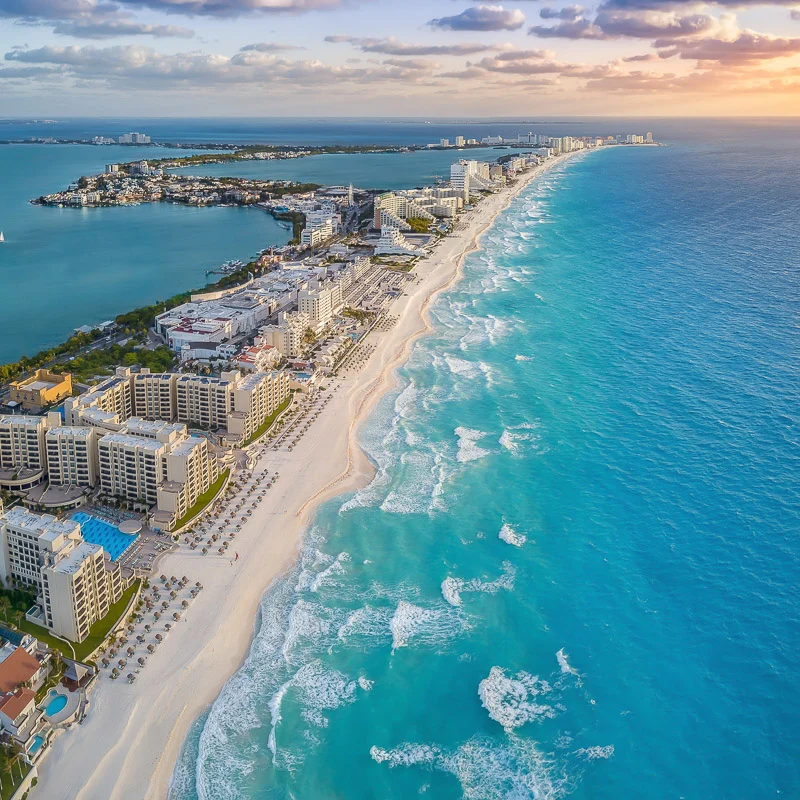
<box><xmin>44</xmin><ymin>691</ymin><xmax>67</xmax><ymax>717</ymax></box>
<box><xmin>29</xmin><ymin>734</ymin><xmax>44</xmax><ymax>754</ymax></box>
<box><xmin>72</xmin><ymin>512</ymin><xmax>139</xmax><ymax>561</ymax></box>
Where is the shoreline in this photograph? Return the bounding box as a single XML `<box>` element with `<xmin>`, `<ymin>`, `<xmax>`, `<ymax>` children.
<box><xmin>33</xmin><ymin>150</ymin><xmax>584</xmax><ymax>800</ymax></box>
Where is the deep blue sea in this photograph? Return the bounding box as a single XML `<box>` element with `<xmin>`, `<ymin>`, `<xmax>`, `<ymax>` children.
<box><xmin>165</xmin><ymin>123</ymin><xmax>800</xmax><ymax>799</ymax></box>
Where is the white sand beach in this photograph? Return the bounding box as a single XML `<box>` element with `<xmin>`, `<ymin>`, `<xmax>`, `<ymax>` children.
<box><xmin>34</xmin><ymin>152</ymin><xmax>577</xmax><ymax>800</ymax></box>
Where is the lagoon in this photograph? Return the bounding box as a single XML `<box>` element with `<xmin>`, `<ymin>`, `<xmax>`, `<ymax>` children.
<box><xmin>0</xmin><ymin>143</ymin><xmax>289</xmax><ymax>364</ymax></box>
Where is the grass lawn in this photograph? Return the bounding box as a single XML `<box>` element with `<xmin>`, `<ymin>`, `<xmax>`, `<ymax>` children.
<box><xmin>0</xmin><ymin>759</ymin><xmax>31</xmax><ymax>800</ymax></box>
<box><xmin>17</xmin><ymin>581</ymin><xmax>140</xmax><ymax>662</ymax></box>
<box><xmin>243</xmin><ymin>397</ymin><xmax>291</xmax><ymax>446</ymax></box>
<box><xmin>173</xmin><ymin>470</ymin><xmax>230</xmax><ymax>530</ymax></box>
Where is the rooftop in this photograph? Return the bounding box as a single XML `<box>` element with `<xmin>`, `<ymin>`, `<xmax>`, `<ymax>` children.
<box><xmin>0</xmin><ymin>648</ymin><xmax>41</xmax><ymax>694</ymax></box>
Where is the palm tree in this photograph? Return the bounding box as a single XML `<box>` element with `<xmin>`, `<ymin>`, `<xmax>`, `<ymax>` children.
<box><xmin>0</xmin><ymin>596</ymin><xmax>10</xmax><ymax>622</ymax></box>
<box><xmin>8</xmin><ymin>745</ymin><xmax>24</xmax><ymax>783</ymax></box>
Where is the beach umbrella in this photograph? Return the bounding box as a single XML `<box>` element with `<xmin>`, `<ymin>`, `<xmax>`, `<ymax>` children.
<box><xmin>118</xmin><ymin>659</ymin><xmax>126</xmax><ymax>667</ymax></box>
<box><xmin>181</xmin><ymin>600</ymin><xmax>189</xmax><ymax>608</ymax></box>
<box><xmin>202</xmin><ymin>548</ymin><xmax>208</xmax><ymax>555</ymax></box>
<box><xmin>154</xmin><ymin>612</ymin><xmax>161</xmax><ymax>620</ymax></box>
<box><xmin>165</xmin><ymin>623</ymin><xmax>172</xmax><ymax>630</ymax></box>
<box><xmin>144</xmin><ymin>624</ymin><xmax>152</xmax><ymax>632</ymax></box>
<box><xmin>147</xmin><ymin>644</ymin><xmax>155</xmax><ymax>653</ymax></box>
<box><xmin>128</xmin><ymin>674</ymin><xmax>136</xmax><ymax>683</ymax></box>
<box><xmin>127</xmin><ymin>647</ymin><xmax>135</xmax><ymax>657</ymax></box>
<box><xmin>155</xmin><ymin>633</ymin><xmax>163</xmax><ymax>642</ymax></box>
<box><xmin>195</xmin><ymin>581</ymin><xmax>202</xmax><ymax>587</ymax></box>
<box><xmin>110</xmin><ymin>648</ymin><xmax>118</xmax><ymax>657</ymax></box>
<box><xmin>173</xmin><ymin>612</ymin><xmax>181</xmax><ymax>621</ymax></box>
<box><xmin>102</xmin><ymin>658</ymin><xmax>110</xmax><ymax>667</ymax></box>
<box><xmin>138</xmin><ymin>657</ymin><xmax>146</xmax><ymax>666</ymax></box>
<box><xmin>137</xmin><ymin>635</ymin><xmax>145</xmax><ymax>644</ymax></box>
<box><xmin>162</xmin><ymin>601</ymin><xmax>169</xmax><ymax>609</ymax></box>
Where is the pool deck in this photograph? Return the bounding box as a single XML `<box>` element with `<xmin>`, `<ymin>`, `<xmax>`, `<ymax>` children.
<box><xmin>40</xmin><ymin>687</ymin><xmax>80</xmax><ymax>726</ymax></box>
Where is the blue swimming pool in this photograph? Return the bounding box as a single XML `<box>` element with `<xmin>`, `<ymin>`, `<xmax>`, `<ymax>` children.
<box><xmin>71</xmin><ymin>512</ymin><xmax>139</xmax><ymax>561</ymax></box>
<box><xmin>44</xmin><ymin>691</ymin><xmax>67</xmax><ymax>717</ymax></box>
<box><xmin>29</xmin><ymin>734</ymin><xmax>44</xmax><ymax>754</ymax></box>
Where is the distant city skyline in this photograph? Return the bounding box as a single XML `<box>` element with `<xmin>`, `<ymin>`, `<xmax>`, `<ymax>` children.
<box><xmin>1</xmin><ymin>0</ymin><xmax>799</xmax><ymax>116</ymax></box>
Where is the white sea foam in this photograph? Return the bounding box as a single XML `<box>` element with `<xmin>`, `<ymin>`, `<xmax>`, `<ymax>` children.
<box><xmin>575</xmin><ymin>745</ymin><xmax>615</xmax><ymax>761</ymax></box>
<box><xmin>440</xmin><ymin>562</ymin><xmax>516</xmax><ymax>607</ymax></box>
<box><xmin>515</xmin><ymin>354</ymin><xmax>534</xmax><ymax>362</ymax></box>
<box><xmin>358</xmin><ymin>676</ymin><xmax>374</xmax><ymax>691</ymax></box>
<box><xmin>336</xmin><ymin>605</ymin><xmax>393</xmax><ymax>645</ymax></box>
<box><xmin>268</xmin><ymin>660</ymin><xmax>358</xmax><ymax>755</ymax></box>
<box><xmin>498</xmin><ymin>523</ymin><xmax>527</xmax><ymax>547</ymax></box>
<box><xmin>478</xmin><ymin>666</ymin><xmax>555</xmax><ymax>730</ymax></box>
<box><xmin>499</xmin><ymin>423</ymin><xmax>542</xmax><ymax>456</ymax></box>
<box><xmin>389</xmin><ymin>600</ymin><xmax>468</xmax><ymax>651</ymax></box>
<box><xmin>454</xmin><ymin>427</ymin><xmax>491</xmax><ymax>464</ymax></box>
<box><xmin>370</xmin><ymin>743</ymin><xmax>441</xmax><ymax>767</ymax></box>
<box><xmin>372</xmin><ymin>735</ymin><xmax>569</xmax><ymax>799</ymax></box>
<box><xmin>556</xmin><ymin>648</ymin><xmax>579</xmax><ymax>676</ymax></box>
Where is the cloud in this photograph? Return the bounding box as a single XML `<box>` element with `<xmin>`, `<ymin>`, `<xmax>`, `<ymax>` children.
<box><xmin>51</xmin><ymin>19</ymin><xmax>195</xmax><ymax>38</ymax></box>
<box><xmin>531</xmin><ymin>8</ymin><xmax>717</xmax><ymax>39</ymax></box>
<box><xmin>654</xmin><ymin>30</ymin><xmax>800</xmax><ymax>63</ymax></box>
<box><xmin>539</xmin><ymin>5</ymin><xmax>584</xmax><ymax>20</ymax></box>
<box><xmin>475</xmin><ymin>53</ymin><xmax>568</xmax><ymax>73</ymax></box>
<box><xmin>240</xmin><ymin>41</ymin><xmax>303</xmax><ymax>52</ymax></box>
<box><xmin>623</xmin><ymin>52</ymin><xmax>660</xmax><ymax>60</ymax></box>
<box><xmin>599</xmin><ymin>0</ymin><xmax>799</xmax><ymax>8</ymax></box>
<box><xmin>324</xmin><ymin>35</ymin><xmax>496</xmax><ymax>56</ymax></box>
<box><xmin>792</xmin><ymin>10</ymin><xmax>800</xmax><ymax>19</ymax></box>
<box><xmin>382</xmin><ymin>57</ymin><xmax>438</xmax><ymax>69</ymax></box>
<box><xmin>3</xmin><ymin>42</ymin><xmax>439</xmax><ymax>89</ymax></box>
<box><xmin>428</xmin><ymin>5</ymin><xmax>526</xmax><ymax>32</ymax></box>
<box><xmin>0</xmin><ymin>0</ymin><xmax>349</xmax><ymax>23</ymax></box>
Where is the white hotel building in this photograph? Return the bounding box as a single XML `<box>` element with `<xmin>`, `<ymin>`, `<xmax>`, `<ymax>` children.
<box><xmin>0</xmin><ymin>507</ymin><xmax>124</xmax><ymax>643</ymax></box>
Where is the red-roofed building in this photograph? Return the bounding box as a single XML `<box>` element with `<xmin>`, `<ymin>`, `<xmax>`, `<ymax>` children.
<box><xmin>0</xmin><ymin>647</ymin><xmax>47</xmax><ymax>694</ymax></box>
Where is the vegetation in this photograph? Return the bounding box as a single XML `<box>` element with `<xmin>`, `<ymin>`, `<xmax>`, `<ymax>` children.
<box><xmin>173</xmin><ymin>471</ymin><xmax>229</xmax><ymax>531</ymax></box>
<box><xmin>242</xmin><ymin>397</ymin><xmax>291</xmax><ymax>446</ymax></box>
<box><xmin>17</xmin><ymin>581</ymin><xmax>140</xmax><ymax>662</ymax></box>
<box><xmin>341</xmin><ymin>307</ymin><xmax>372</xmax><ymax>325</ymax></box>
<box><xmin>65</xmin><ymin>344</ymin><xmax>175</xmax><ymax>382</ymax></box>
<box><xmin>406</xmin><ymin>217</ymin><xmax>432</xmax><ymax>234</ymax></box>
<box><xmin>270</xmin><ymin>210</ymin><xmax>305</xmax><ymax>244</ymax></box>
<box><xmin>0</xmin><ymin>587</ymin><xmax>37</xmax><ymax>625</ymax></box>
<box><xmin>0</xmin><ymin>744</ymin><xmax>30</xmax><ymax>800</ymax></box>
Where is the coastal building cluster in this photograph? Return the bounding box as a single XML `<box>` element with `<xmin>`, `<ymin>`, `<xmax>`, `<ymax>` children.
<box><xmin>31</xmin><ymin>166</ymin><xmax>311</xmax><ymax>210</ymax></box>
<box><xmin>429</xmin><ymin>131</ymin><xmax>655</xmax><ymax>149</ymax></box>
<box><xmin>0</xmin><ymin>129</ymin><xmax>658</xmax><ymax>794</ymax></box>
<box><xmin>92</xmin><ymin>132</ymin><xmax>151</xmax><ymax>145</ymax></box>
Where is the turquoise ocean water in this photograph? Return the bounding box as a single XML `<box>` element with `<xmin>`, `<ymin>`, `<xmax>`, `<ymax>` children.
<box><xmin>170</xmin><ymin>129</ymin><xmax>800</xmax><ymax>798</ymax></box>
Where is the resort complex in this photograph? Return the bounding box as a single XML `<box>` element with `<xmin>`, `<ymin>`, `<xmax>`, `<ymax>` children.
<box><xmin>0</xmin><ymin>129</ymin><xmax>657</xmax><ymax>798</ymax></box>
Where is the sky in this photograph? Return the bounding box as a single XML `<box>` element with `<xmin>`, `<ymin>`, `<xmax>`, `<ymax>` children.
<box><xmin>1</xmin><ymin>0</ymin><xmax>799</xmax><ymax>116</ymax></box>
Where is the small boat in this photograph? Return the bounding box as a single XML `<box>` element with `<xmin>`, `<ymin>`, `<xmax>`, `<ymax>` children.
<box><xmin>0</xmin><ymin>232</ymin><xmax>4</xmax><ymax>243</ymax></box>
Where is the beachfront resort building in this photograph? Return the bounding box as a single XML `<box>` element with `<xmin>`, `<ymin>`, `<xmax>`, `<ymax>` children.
<box><xmin>373</xmin><ymin>193</ymin><xmax>436</xmax><ymax>231</ymax></box>
<box><xmin>450</xmin><ymin>160</ymin><xmax>500</xmax><ymax>202</ymax></box>
<box><xmin>374</xmin><ymin>228</ymin><xmax>422</xmax><ymax>257</ymax></box>
<box><xmin>132</xmin><ymin>370</ymin><xmax>178</xmax><ymax>421</ymax></box>
<box><xmin>298</xmin><ymin>280</ymin><xmax>343</xmax><ymax>327</ymax></box>
<box><xmin>8</xmin><ymin>369</ymin><xmax>73</xmax><ymax>411</ymax></box>
<box><xmin>45</xmin><ymin>426</ymin><xmax>99</xmax><ymax>488</ymax></box>
<box><xmin>0</xmin><ymin>414</ymin><xmax>56</xmax><ymax>491</ymax></box>
<box><xmin>65</xmin><ymin>369</ymin><xmax>134</xmax><ymax>429</ymax></box>
<box><xmin>0</xmin><ymin>507</ymin><xmax>124</xmax><ymax>642</ymax></box>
